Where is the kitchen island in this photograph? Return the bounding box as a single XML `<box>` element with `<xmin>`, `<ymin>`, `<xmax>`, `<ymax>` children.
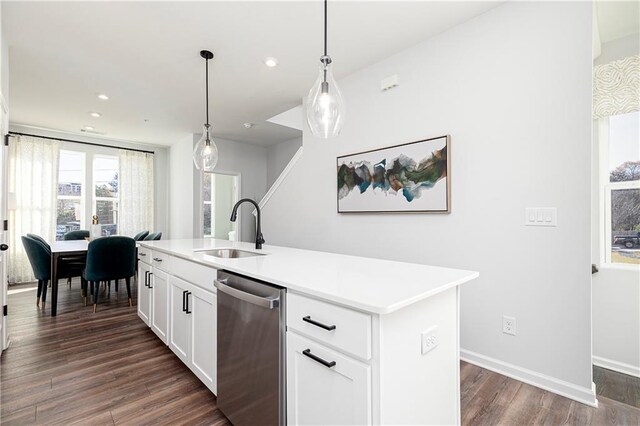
<box><xmin>138</xmin><ymin>238</ymin><xmax>478</xmax><ymax>425</ymax></box>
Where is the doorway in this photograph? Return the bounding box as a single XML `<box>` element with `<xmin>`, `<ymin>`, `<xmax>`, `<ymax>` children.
<box><xmin>202</xmin><ymin>172</ymin><xmax>240</xmax><ymax>241</ymax></box>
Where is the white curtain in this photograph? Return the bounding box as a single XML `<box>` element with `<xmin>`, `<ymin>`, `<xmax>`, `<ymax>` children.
<box><xmin>118</xmin><ymin>150</ymin><xmax>154</xmax><ymax>237</ymax></box>
<box><xmin>593</xmin><ymin>55</ymin><xmax>640</xmax><ymax>119</ymax></box>
<box><xmin>8</xmin><ymin>135</ymin><xmax>61</xmax><ymax>283</ymax></box>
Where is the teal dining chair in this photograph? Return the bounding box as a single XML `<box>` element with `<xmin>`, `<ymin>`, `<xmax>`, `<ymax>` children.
<box><xmin>21</xmin><ymin>235</ymin><xmax>86</xmax><ymax>309</ymax></box>
<box><xmin>63</xmin><ymin>230</ymin><xmax>90</xmax><ymax>240</ymax></box>
<box><xmin>83</xmin><ymin>236</ymin><xmax>136</xmax><ymax>312</ymax></box>
<box><xmin>133</xmin><ymin>231</ymin><xmax>149</xmax><ymax>241</ymax></box>
<box><xmin>144</xmin><ymin>232</ymin><xmax>162</xmax><ymax>241</ymax></box>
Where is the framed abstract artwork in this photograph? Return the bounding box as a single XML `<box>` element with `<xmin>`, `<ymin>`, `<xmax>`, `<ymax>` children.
<box><xmin>337</xmin><ymin>135</ymin><xmax>450</xmax><ymax>213</ymax></box>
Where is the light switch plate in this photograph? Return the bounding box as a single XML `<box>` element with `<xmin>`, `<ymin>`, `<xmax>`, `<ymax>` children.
<box><xmin>525</xmin><ymin>208</ymin><xmax>557</xmax><ymax>226</ymax></box>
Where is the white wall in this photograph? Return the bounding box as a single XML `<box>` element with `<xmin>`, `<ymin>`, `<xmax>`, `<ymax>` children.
<box><xmin>9</xmin><ymin>124</ymin><xmax>169</xmax><ymax>236</ymax></box>
<box><xmin>262</xmin><ymin>1</ymin><xmax>595</xmax><ymax>403</ymax></box>
<box><xmin>0</xmin><ymin>2</ymin><xmax>8</xmax><ymax>104</ymax></box>
<box><xmin>267</xmin><ymin>136</ymin><xmax>302</xmax><ymax>188</ymax></box>
<box><xmin>169</xmin><ymin>135</ymin><xmax>268</xmax><ymax>243</ymax></box>
<box><xmin>168</xmin><ymin>134</ymin><xmax>195</xmax><ymax>239</ymax></box>
<box><xmin>591</xmin><ymin>35</ymin><xmax>640</xmax><ymax>377</ymax></box>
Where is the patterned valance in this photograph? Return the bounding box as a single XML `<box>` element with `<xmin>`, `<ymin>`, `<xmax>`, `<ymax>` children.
<box><xmin>593</xmin><ymin>55</ymin><xmax>640</xmax><ymax>119</ymax></box>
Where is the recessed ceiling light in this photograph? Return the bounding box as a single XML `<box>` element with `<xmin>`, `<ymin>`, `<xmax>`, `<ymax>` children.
<box><xmin>264</xmin><ymin>57</ymin><xmax>279</xmax><ymax>68</ymax></box>
<box><xmin>83</xmin><ymin>125</ymin><xmax>95</xmax><ymax>131</ymax></box>
<box><xmin>90</xmin><ymin>112</ymin><xmax>102</xmax><ymax>118</ymax></box>
<box><xmin>243</xmin><ymin>122</ymin><xmax>255</xmax><ymax>129</ymax></box>
<box><xmin>97</xmin><ymin>93</ymin><xmax>109</xmax><ymax>100</ymax></box>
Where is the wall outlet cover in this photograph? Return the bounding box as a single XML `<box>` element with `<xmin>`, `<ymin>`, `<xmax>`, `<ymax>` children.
<box><xmin>503</xmin><ymin>316</ymin><xmax>516</xmax><ymax>336</ymax></box>
<box><xmin>421</xmin><ymin>326</ymin><xmax>438</xmax><ymax>355</ymax></box>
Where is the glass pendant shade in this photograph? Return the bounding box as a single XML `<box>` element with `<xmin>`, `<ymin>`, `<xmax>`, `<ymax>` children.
<box><xmin>306</xmin><ymin>59</ymin><xmax>345</xmax><ymax>138</ymax></box>
<box><xmin>193</xmin><ymin>124</ymin><xmax>218</xmax><ymax>172</ymax></box>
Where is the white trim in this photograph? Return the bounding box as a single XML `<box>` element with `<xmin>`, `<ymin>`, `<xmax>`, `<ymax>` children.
<box><xmin>253</xmin><ymin>146</ymin><xmax>303</xmax><ymax>216</ymax></box>
<box><xmin>593</xmin><ymin>355</ymin><xmax>640</xmax><ymax>378</ymax></box>
<box><xmin>460</xmin><ymin>348</ymin><xmax>598</xmax><ymax>407</ymax></box>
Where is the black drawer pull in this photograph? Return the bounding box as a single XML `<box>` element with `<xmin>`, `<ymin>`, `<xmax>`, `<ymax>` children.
<box><xmin>182</xmin><ymin>290</ymin><xmax>188</xmax><ymax>312</ymax></box>
<box><xmin>148</xmin><ymin>272</ymin><xmax>153</xmax><ymax>288</ymax></box>
<box><xmin>153</xmin><ymin>257</ymin><xmax>163</xmax><ymax>262</ymax></box>
<box><xmin>144</xmin><ymin>271</ymin><xmax>149</xmax><ymax>287</ymax></box>
<box><xmin>185</xmin><ymin>292</ymin><xmax>192</xmax><ymax>314</ymax></box>
<box><xmin>139</xmin><ymin>253</ymin><xmax>147</xmax><ymax>257</ymax></box>
<box><xmin>303</xmin><ymin>349</ymin><xmax>336</xmax><ymax>368</ymax></box>
<box><xmin>303</xmin><ymin>316</ymin><xmax>336</xmax><ymax>331</ymax></box>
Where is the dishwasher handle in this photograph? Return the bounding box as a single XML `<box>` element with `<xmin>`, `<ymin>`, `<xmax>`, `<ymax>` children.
<box><xmin>214</xmin><ymin>279</ymin><xmax>279</xmax><ymax>309</ymax></box>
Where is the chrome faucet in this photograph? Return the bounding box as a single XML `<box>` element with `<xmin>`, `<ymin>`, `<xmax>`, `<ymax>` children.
<box><xmin>230</xmin><ymin>198</ymin><xmax>265</xmax><ymax>250</ymax></box>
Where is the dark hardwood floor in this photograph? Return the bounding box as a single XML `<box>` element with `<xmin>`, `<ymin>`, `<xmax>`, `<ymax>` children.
<box><xmin>2</xmin><ymin>280</ymin><xmax>639</xmax><ymax>425</ymax></box>
<box><xmin>594</xmin><ymin>365</ymin><xmax>640</xmax><ymax>409</ymax></box>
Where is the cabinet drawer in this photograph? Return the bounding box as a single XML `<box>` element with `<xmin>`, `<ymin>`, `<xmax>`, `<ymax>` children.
<box><xmin>287</xmin><ymin>332</ymin><xmax>371</xmax><ymax>426</ymax></box>
<box><xmin>287</xmin><ymin>293</ymin><xmax>372</xmax><ymax>360</ymax></box>
<box><xmin>151</xmin><ymin>250</ymin><xmax>170</xmax><ymax>271</ymax></box>
<box><xmin>138</xmin><ymin>246</ymin><xmax>152</xmax><ymax>264</ymax></box>
<box><xmin>171</xmin><ymin>256</ymin><xmax>217</xmax><ymax>292</ymax></box>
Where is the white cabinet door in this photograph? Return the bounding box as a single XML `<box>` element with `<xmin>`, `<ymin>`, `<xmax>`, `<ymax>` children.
<box><xmin>189</xmin><ymin>285</ymin><xmax>217</xmax><ymax>394</ymax></box>
<box><xmin>287</xmin><ymin>332</ymin><xmax>371</xmax><ymax>426</ymax></box>
<box><xmin>150</xmin><ymin>268</ymin><xmax>169</xmax><ymax>344</ymax></box>
<box><xmin>137</xmin><ymin>262</ymin><xmax>152</xmax><ymax>326</ymax></box>
<box><xmin>169</xmin><ymin>276</ymin><xmax>191</xmax><ymax>364</ymax></box>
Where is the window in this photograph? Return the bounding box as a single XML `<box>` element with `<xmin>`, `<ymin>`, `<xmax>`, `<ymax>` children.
<box><xmin>203</xmin><ymin>173</ymin><xmax>214</xmax><ymax>237</ymax></box>
<box><xmin>202</xmin><ymin>172</ymin><xmax>239</xmax><ymax>240</ymax></box>
<box><xmin>93</xmin><ymin>156</ymin><xmax>119</xmax><ymax>236</ymax></box>
<box><xmin>56</xmin><ymin>151</ymin><xmax>85</xmax><ymax>240</ymax></box>
<box><xmin>603</xmin><ymin>111</ymin><xmax>640</xmax><ymax>265</ymax></box>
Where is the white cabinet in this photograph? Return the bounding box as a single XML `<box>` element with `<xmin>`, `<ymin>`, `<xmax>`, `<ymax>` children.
<box><xmin>169</xmin><ymin>275</ymin><xmax>217</xmax><ymax>394</ymax></box>
<box><xmin>287</xmin><ymin>332</ymin><xmax>371</xmax><ymax>426</ymax></box>
<box><xmin>150</xmin><ymin>269</ymin><xmax>169</xmax><ymax>344</ymax></box>
<box><xmin>169</xmin><ymin>276</ymin><xmax>190</xmax><ymax>364</ymax></box>
<box><xmin>137</xmin><ymin>261</ymin><xmax>152</xmax><ymax>326</ymax></box>
<box><xmin>139</xmin><ymin>245</ymin><xmax>218</xmax><ymax>395</ymax></box>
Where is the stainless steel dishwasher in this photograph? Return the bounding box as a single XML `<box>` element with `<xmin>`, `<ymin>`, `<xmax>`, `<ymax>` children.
<box><xmin>215</xmin><ymin>270</ymin><xmax>286</xmax><ymax>426</ymax></box>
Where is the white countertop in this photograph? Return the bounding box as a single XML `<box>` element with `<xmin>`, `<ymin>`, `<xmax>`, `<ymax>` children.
<box><xmin>139</xmin><ymin>238</ymin><xmax>479</xmax><ymax>315</ymax></box>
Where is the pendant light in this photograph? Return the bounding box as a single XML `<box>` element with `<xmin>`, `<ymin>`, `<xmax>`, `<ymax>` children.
<box><xmin>305</xmin><ymin>0</ymin><xmax>345</xmax><ymax>139</ymax></box>
<box><xmin>193</xmin><ymin>50</ymin><xmax>219</xmax><ymax>171</ymax></box>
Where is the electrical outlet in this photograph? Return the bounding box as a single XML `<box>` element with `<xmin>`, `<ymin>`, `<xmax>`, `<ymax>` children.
<box><xmin>503</xmin><ymin>316</ymin><xmax>516</xmax><ymax>336</ymax></box>
<box><xmin>421</xmin><ymin>326</ymin><xmax>438</xmax><ymax>355</ymax></box>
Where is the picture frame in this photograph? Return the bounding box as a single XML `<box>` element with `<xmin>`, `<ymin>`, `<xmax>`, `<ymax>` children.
<box><xmin>337</xmin><ymin>135</ymin><xmax>451</xmax><ymax>213</ymax></box>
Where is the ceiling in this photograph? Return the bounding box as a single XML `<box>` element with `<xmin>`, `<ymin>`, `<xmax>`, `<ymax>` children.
<box><xmin>596</xmin><ymin>0</ymin><xmax>640</xmax><ymax>44</ymax></box>
<box><xmin>4</xmin><ymin>1</ymin><xmax>503</xmax><ymax>147</ymax></box>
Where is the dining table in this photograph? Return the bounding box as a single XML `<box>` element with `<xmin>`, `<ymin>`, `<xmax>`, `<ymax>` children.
<box><xmin>50</xmin><ymin>239</ymin><xmax>89</xmax><ymax>316</ymax></box>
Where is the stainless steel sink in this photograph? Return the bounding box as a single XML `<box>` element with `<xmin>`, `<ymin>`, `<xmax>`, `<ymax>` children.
<box><xmin>196</xmin><ymin>248</ymin><xmax>267</xmax><ymax>258</ymax></box>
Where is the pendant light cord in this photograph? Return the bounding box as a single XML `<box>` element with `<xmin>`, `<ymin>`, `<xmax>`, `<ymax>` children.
<box><xmin>205</xmin><ymin>58</ymin><xmax>210</xmax><ymax>126</ymax></box>
<box><xmin>324</xmin><ymin>0</ymin><xmax>327</xmax><ymax>57</ymax></box>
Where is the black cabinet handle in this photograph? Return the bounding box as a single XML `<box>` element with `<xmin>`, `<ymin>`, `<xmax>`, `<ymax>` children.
<box><xmin>303</xmin><ymin>316</ymin><xmax>336</xmax><ymax>331</ymax></box>
<box><xmin>0</xmin><ymin>244</ymin><xmax>8</xmax><ymax>251</ymax></box>
<box><xmin>148</xmin><ymin>272</ymin><xmax>153</xmax><ymax>288</ymax></box>
<box><xmin>139</xmin><ymin>253</ymin><xmax>147</xmax><ymax>257</ymax></box>
<box><xmin>302</xmin><ymin>349</ymin><xmax>336</xmax><ymax>368</ymax></box>
<box><xmin>185</xmin><ymin>292</ymin><xmax>192</xmax><ymax>314</ymax></box>
<box><xmin>182</xmin><ymin>290</ymin><xmax>188</xmax><ymax>312</ymax></box>
<box><xmin>153</xmin><ymin>257</ymin><xmax>163</xmax><ymax>262</ymax></box>
<box><xmin>144</xmin><ymin>271</ymin><xmax>149</xmax><ymax>287</ymax></box>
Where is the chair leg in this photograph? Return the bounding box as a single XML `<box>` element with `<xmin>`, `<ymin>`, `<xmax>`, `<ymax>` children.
<box><xmin>36</xmin><ymin>280</ymin><xmax>42</xmax><ymax>307</ymax></box>
<box><xmin>81</xmin><ymin>278</ymin><xmax>87</xmax><ymax>304</ymax></box>
<box><xmin>41</xmin><ymin>280</ymin><xmax>48</xmax><ymax>309</ymax></box>
<box><xmin>93</xmin><ymin>281</ymin><xmax>99</xmax><ymax>313</ymax></box>
<box><xmin>125</xmin><ymin>277</ymin><xmax>132</xmax><ymax>307</ymax></box>
<box><xmin>115</xmin><ymin>279</ymin><xmax>119</xmax><ymax>293</ymax></box>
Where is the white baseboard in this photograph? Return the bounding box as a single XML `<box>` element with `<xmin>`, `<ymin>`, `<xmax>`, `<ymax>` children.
<box><xmin>460</xmin><ymin>348</ymin><xmax>598</xmax><ymax>407</ymax></box>
<box><xmin>593</xmin><ymin>355</ymin><xmax>640</xmax><ymax>378</ymax></box>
